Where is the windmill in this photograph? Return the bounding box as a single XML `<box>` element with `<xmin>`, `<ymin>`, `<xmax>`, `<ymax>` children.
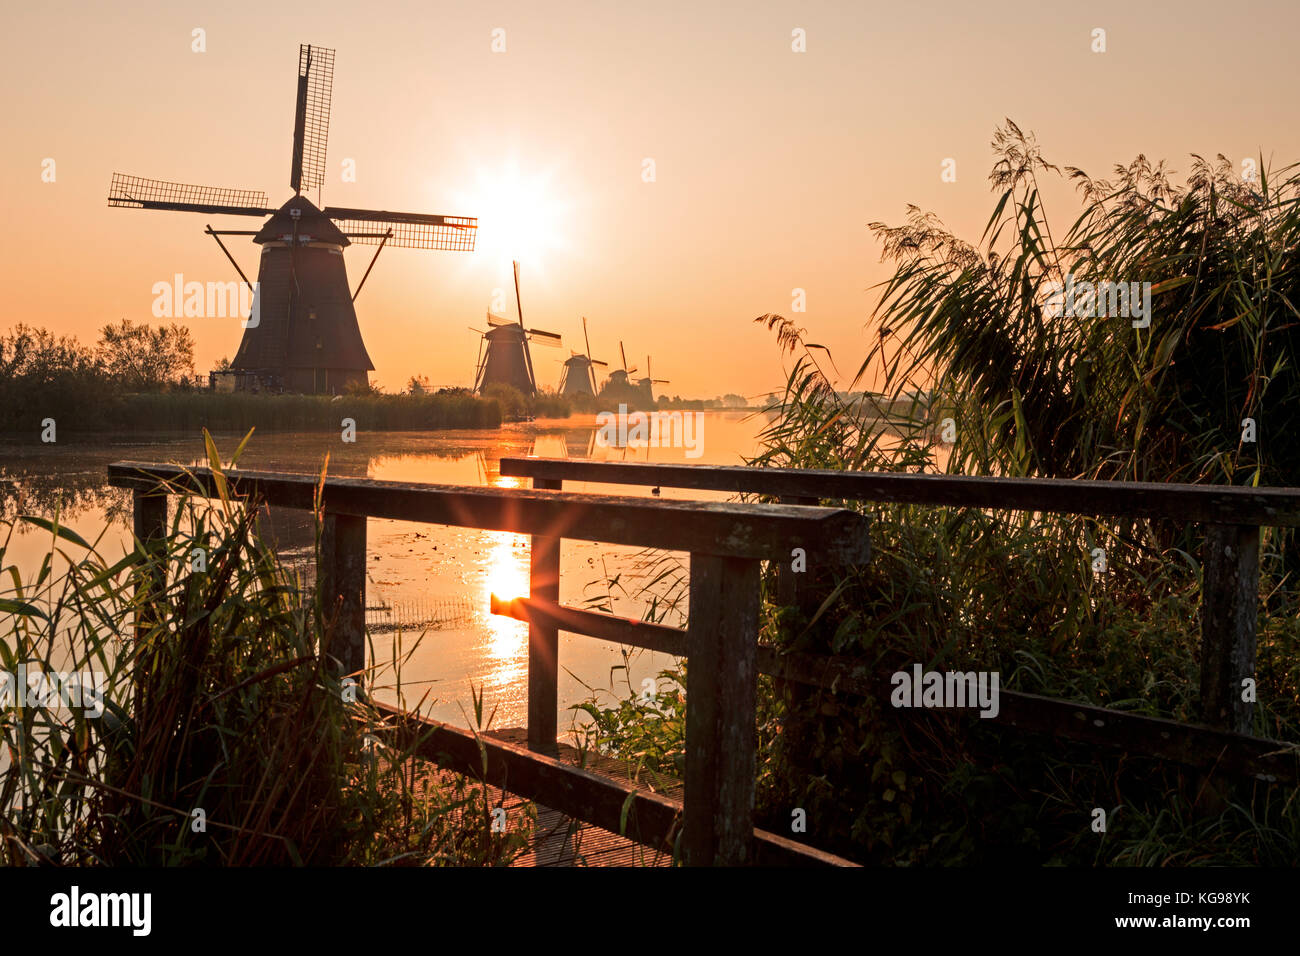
<box><xmin>635</xmin><ymin>354</ymin><xmax>670</xmax><ymax>404</ymax></box>
<box><xmin>559</xmin><ymin>317</ymin><xmax>608</xmax><ymax>396</ymax></box>
<box><xmin>108</xmin><ymin>43</ymin><xmax>477</xmax><ymax>394</ymax></box>
<box><xmin>473</xmin><ymin>260</ymin><xmax>562</xmax><ymax>396</ymax></box>
<box><xmin>602</xmin><ymin>341</ymin><xmax>638</xmax><ymax>391</ymax></box>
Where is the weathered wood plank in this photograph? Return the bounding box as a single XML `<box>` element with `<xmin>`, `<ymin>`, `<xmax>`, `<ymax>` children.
<box><xmin>375</xmin><ymin>705</ymin><xmax>855</xmax><ymax>866</ymax></box>
<box><xmin>996</xmin><ymin>690</ymin><xmax>1297</xmax><ymax>782</ymax></box>
<box><xmin>1200</xmin><ymin>523</ymin><xmax>1261</xmax><ymax>734</ymax></box>
<box><xmin>683</xmin><ymin>554</ymin><xmax>759</xmax><ymax>866</ymax></box>
<box><xmin>106</xmin><ymin>462</ymin><xmax>871</xmax><ymax>563</ymax></box>
<box><xmin>528</xmin><ymin>477</ymin><xmax>562</xmax><ymax>754</ymax></box>
<box><xmin>491</xmin><ymin>596</ymin><xmax>688</xmax><ymax>656</ymax></box>
<box><xmin>319</xmin><ymin>512</ymin><xmax>367</xmax><ymax>681</ymax></box>
<box><xmin>130</xmin><ymin>488</ymin><xmax>168</xmax><ymax>642</ymax></box>
<box><xmin>500</xmin><ymin>457</ymin><xmax>1300</xmax><ymax>526</ymax></box>
<box><xmin>481</xmin><ymin>596</ymin><xmax>1299</xmax><ymax>782</ymax></box>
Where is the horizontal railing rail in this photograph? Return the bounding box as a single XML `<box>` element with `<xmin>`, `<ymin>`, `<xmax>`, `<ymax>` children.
<box><xmin>498</xmin><ymin>456</ymin><xmax>1300</xmax><ymax>782</ymax></box>
<box><xmin>500</xmin><ymin>457</ymin><xmax>1300</xmax><ymax>525</ymax></box>
<box><xmin>107</xmin><ymin>460</ymin><xmax>871</xmax><ymax>866</ymax></box>
<box><xmin>106</xmin><ymin>462</ymin><xmax>869</xmax><ymax>562</ymax></box>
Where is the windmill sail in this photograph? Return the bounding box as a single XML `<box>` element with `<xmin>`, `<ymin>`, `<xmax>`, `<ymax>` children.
<box><xmin>290</xmin><ymin>45</ymin><xmax>334</xmax><ymax>194</ymax></box>
<box><xmin>108</xmin><ymin>174</ymin><xmax>272</xmax><ymax>217</ymax></box>
<box><xmin>527</xmin><ymin>329</ymin><xmax>563</xmax><ymax>347</ymax></box>
<box><xmin>326</xmin><ymin>207</ymin><xmax>477</xmax><ymax>250</ymax></box>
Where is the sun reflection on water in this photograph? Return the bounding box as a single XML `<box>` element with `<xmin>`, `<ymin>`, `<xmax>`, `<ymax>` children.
<box><xmin>484</xmin><ymin>531</ymin><xmax>529</xmax><ymax>660</ymax></box>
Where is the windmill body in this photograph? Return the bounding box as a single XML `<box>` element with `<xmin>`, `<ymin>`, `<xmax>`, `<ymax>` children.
<box><xmin>558</xmin><ymin>316</ymin><xmax>606</xmax><ymax>396</ymax></box>
<box><xmin>108</xmin><ymin>44</ymin><xmax>476</xmax><ymax>394</ymax></box>
<box><xmin>473</xmin><ymin>261</ymin><xmax>561</xmax><ymax>398</ymax></box>
<box><xmin>232</xmin><ymin>195</ymin><xmax>373</xmax><ymax>393</ymax></box>
<box><xmin>477</xmin><ymin>323</ymin><xmax>537</xmax><ymax>395</ymax></box>
<box><xmin>596</xmin><ymin>340</ymin><xmax>650</xmax><ymax>407</ymax></box>
<box><xmin>635</xmin><ymin>354</ymin><xmax>669</xmax><ymax>406</ymax></box>
<box><xmin>559</xmin><ymin>354</ymin><xmax>598</xmax><ymax>396</ymax></box>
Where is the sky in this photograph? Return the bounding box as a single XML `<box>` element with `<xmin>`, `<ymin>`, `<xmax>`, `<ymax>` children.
<box><xmin>4</xmin><ymin>0</ymin><xmax>1299</xmax><ymax>398</ymax></box>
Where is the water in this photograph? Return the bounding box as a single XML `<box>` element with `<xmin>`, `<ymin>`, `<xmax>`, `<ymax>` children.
<box><xmin>0</xmin><ymin>411</ymin><xmax>769</xmax><ymax>738</ymax></box>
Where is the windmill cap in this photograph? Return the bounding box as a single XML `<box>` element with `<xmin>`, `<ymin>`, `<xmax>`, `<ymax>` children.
<box><xmin>255</xmin><ymin>195</ymin><xmax>349</xmax><ymax>246</ymax></box>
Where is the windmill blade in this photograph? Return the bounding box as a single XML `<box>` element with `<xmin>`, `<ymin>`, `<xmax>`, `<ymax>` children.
<box><xmin>591</xmin><ymin>359</ymin><xmax>609</xmax><ymax>367</ymax></box>
<box><xmin>108</xmin><ymin>173</ymin><xmax>272</xmax><ymax>216</ymax></box>
<box><xmin>583</xmin><ymin>316</ymin><xmax>593</xmax><ymax>363</ymax></box>
<box><xmin>327</xmin><ymin>207</ymin><xmax>477</xmax><ymax>250</ymax></box>
<box><xmin>512</xmin><ymin>259</ymin><xmax>537</xmax><ymax>392</ymax></box>
<box><xmin>290</xmin><ymin>44</ymin><xmax>334</xmax><ymax>194</ymax></box>
<box><xmin>527</xmin><ymin>329</ymin><xmax>563</xmax><ymax>348</ymax></box>
<box><xmin>513</xmin><ymin>260</ymin><xmax>525</xmax><ymax>327</ymax></box>
<box><xmin>468</xmin><ymin>326</ymin><xmax>487</xmax><ymax>334</ymax></box>
<box><xmin>620</xmin><ymin>341</ymin><xmax>628</xmax><ymax>372</ymax></box>
<box><xmin>486</xmin><ymin>312</ymin><xmax>514</xmax><ymax>328</ymax></box>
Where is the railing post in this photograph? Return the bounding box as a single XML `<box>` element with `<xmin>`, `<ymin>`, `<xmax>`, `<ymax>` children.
<box><xmin>775</xmin><ymin>494</ymin><xmax>817</xmax><ymax>607</ymax></box>
<box><xmin>320</xmin><ymin>512</ymin><xmax>367</xmax><ymax>683</ymax></box>
<box><xmin>1199</xmin><ymin>522</ymin><xmax>1260</xmax><ymax>734</ymax></box>
<box><xmin>131</xmin><ymin>487</ymin><xmax>169</xmax><ymax>639</ymax></box>
<box><xmin>528</xmin><ymin>477</ymin><xmax>562</xmax><ymax>754</ymax></box>
<box><xmin>683</xmin><ymin>552</ymin><xmax>759</xmax><ymax>866</ymax></box>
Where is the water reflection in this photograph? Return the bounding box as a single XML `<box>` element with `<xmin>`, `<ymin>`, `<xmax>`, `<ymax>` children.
<box><xmin>483</xmin><ymin>531</ymin><xmax>529</xmax><ymax>659</ymax></box>
<box><xmin>1</xmin><ymin>412</ymin><xmax>768</xmax><ymax>732</ymax></box>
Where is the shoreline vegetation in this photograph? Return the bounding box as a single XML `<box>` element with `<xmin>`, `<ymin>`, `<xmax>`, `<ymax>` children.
<box><xmin>575</xmin><ymin>123</ymin><xmax>1300</xmax><ymax>865</ymax></box>
<box><xmin>0</xmin><ymin>324</ymin><xmax>774</xmax><ymax>435</ymax></box>
<box><xmin>0</xmin><ymin>439</ymin><xmax>534</xmax><ymax>866</ymax></box>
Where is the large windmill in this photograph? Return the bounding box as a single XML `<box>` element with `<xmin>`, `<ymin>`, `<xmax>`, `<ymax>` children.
<box><xmin>559</xmin><ymin>317</ymin><xmax>607</xmax><ymax>396</ymax></box>
<box><xmin>473</xmin><ymin>260</ymin><xmax>562</xmax><ymax>396</ymax></box>
<box><xmin>108</xmin><ymin>43</ymin><xmax>477</xmax><ymax>394</ymax></box>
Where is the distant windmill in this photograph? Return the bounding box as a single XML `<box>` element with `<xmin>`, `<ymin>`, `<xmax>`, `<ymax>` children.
<box><xmin>473</xmin><ymin>260</ymin><xmax>562</xmax><ymax>396</ymax></box>
<box><xmin>597</xmin><ymin>340</ymin><xmax>648</xmax><ymax>406</ymax></box>
<box><xmin>108</xmin><ymin>43</ymin><xmax>477</xmax><ymax>394</ymax></box>
<box><xmin>636</xmin><ymin>355</ymin><xmax>670</xmax><ymax>404</ymax></box>
<box><xmin>602</xmin><ymin>341</ymin><xmax>638</xmax><ymax>391</ymax></box>
<box><xmin>559</xmin><ymin>317</ymin><xmax>608</xmax><ymax>396</ymax></box>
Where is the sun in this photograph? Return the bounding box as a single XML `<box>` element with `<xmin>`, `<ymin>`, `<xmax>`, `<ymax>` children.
<box><xmin>453</xmin><ymin>157</ymin><xmax>572</xmax><ymax>275</ymax></box>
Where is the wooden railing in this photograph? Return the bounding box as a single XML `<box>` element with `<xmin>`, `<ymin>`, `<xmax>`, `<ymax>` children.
<box><xmin>499</xmin><ymin>457</ymin><xmax>1300</xmax><ymax>782</ymax></box>
<box><xmin>106</xmin><ymin>461</ymin><xmax>870</xmax><ymax>866</ymax></box>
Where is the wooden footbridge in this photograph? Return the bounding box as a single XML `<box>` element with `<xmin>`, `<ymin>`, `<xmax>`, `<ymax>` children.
<box><xmin>107</xmin><ymin>457</ymin><xmax>1300</xmax><ymax>866</ymax></box>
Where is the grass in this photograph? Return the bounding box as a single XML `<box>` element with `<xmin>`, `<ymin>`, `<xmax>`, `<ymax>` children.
<box><xmin>0</xmin><ymin>431</ymin><xmax>532</xmax><ymax>866</ymax></box>
<box><xmin>571</xmin><ymin>123</ymin><xmax>1300</xmax><ymax>866</ymax></box>
<box><xmin>5</xmin><ymin>390</ymin><xmax>504</xmax><ymax>435</ymax></box>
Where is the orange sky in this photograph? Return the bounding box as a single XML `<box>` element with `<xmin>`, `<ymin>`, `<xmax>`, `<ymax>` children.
<box><xmin>4</xmin><ymin>0</ymin><xmax>1299</xmax><ymax>397</ymax></box>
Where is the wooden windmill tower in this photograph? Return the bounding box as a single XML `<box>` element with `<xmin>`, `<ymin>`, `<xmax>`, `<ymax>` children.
<box><xmin>635</xmin><ymin>354</ymin><xmax>670</xmax><ymax>404</ymax></box>
<box><xmin>108</xmin><ymin>43</ymin><xmax>477</xmax><ymax>394</ymax></box>
<box><xmin>473</xmin><ymin>260</ymin><xmax>562</xmax><ymax>396</ymax></box>
<box><xmin>559</xmin><ymin>317</ymin><xmax>607</xmax><ymax>396</ymax></box>
<box><xmin>602</xmin><ymin>342</ymin><xmax>637</xmax><ymax>391</ymax></box>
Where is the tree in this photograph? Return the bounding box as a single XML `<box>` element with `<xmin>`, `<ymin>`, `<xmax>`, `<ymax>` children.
<box><xmin>97</xmin><ymin>320</ymin><xmax>195</xmax><ymax>390</ymax></box>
